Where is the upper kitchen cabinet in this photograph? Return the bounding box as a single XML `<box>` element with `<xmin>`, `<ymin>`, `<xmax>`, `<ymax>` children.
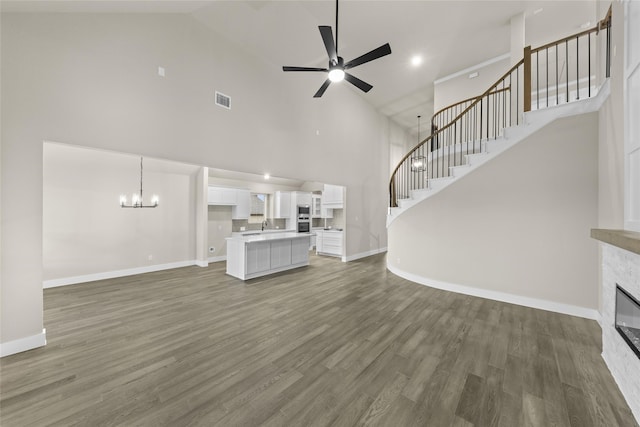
<box><xmin>322</xmin><ymin>184</ymin><xmax>344</xmax><ymax>208</ymax></box>
<box><xmin>272</xmin><ymin>191</ymin><xmax>291</xmax><ymax>218</ymax></box>
<box><xmin>208</xmin><ymin>186</ymin><xmax>238</xmax><ymax>205</ymax></box>
<box><xmin>231</xmin><ymin>189</ymin><xmax>251</xmax><ymax>220</ymax></box>
<box><xmin>311</xmin><ymin>195</ymin><xmax>322</xmax><ymax>218</ymax></box>
<box><xmin>293</xmin><ymin>191</ymin><xmax>312</xmax><ymax>207</ymax></box>
<box><xmin>312</xmin><ymin>194</ymin><xmax>333</xmax><ymax>219</ymax></box>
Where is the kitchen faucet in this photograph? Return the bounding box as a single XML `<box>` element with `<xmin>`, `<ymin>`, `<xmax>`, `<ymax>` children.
<box><xmin>262</xmin><ymin>219</ymin><xmax>268</xmax><ymax>231</ymax></box>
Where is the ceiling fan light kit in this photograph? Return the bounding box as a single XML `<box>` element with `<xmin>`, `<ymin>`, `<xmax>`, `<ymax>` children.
<box><xmin>282</xmin><ymin>0</ymin><xmax>391</xmax><ymax>98</ymax></box>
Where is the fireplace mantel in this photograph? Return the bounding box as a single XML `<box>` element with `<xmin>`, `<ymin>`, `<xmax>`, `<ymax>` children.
<box><xmin>591</xmin><ymin>228</ymin><xmax>640</xmax><ymax>255</ymax></box>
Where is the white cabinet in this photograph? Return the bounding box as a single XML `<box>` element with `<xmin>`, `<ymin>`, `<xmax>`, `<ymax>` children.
<box><xmin>273</xmin><ymin>191</ymin><xmax>291</xmax><ymax>218</ymax></box>
<box><xmin>292</xmin><ymin>238</ymin><xmax>310</xmax><ymax>263</ymax></box>
<box><xmin>316</xmin><ymin>230</ymin><xmax>343</xmax><ymax>257</ymax></box>
<box><xmin>208</xmin><ymin>186</ymin><xmax>238</xmax><ymax>205</ymax></box>
<box><xmin>293</xmin><ymin>191</ymin><xmax>312</xmax><ymax>207</ymax></box>
<box><xmin>311</xmin><ymin>195</ymin><xmax>322</xmax><ymax>218</ymax></box>
<box><xmin>322</xmin><ymin>204</ymin><xmax>333</xmax><ymax>219</ymax></box>
<box><xmin>246</xmin><ymin>241</ymin><xmax>271</xmax><ymax>275</ymax></box>
<box><xmin>312</xmin><ymin>194</ymin><xmax>333</xmax><ymax>218</ymax></box>
<box><xmin>232</xmin><ymin>189</ymin><xmax>251</xmax><ymax>220</ymax></box>
<box><xmin>270</xmin><ymin>239</ymin><xmax>292</xmax><ymax>269</ymax></box>
<box><xmin>322</xmin><ymin>184</ymin><xmax>343</xmax><ymax>209</ymax></box>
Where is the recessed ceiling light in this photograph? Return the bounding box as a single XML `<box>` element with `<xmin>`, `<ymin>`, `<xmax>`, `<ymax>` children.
<box><xmin>264</xmin><ymin>173</ymin><xmax>270</xmax><ymax>180</ymax></box>
<box><xmin>468</xmin><ymin>71</ymin><xmax>479</xmax><ymax>79</ymax></box>
<box><xmin>411</xmin><ymin>55</ymin><xmax>423</xmax><ymax>67</ymax></box>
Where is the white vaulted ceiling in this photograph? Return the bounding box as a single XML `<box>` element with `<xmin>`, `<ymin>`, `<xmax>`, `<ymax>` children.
<box><xmin>1</xmin><ymin>1</ymin><xmax>597</xmax><ymax>136</ymax></box>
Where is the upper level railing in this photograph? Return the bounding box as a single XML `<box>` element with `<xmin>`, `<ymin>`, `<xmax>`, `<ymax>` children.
<box><xmin>389</xmin><ymin>7</ymin><xmax>612</xmax><ymax>208</ymax></box>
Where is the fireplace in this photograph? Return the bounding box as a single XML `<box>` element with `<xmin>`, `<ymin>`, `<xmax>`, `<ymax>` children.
<box><xmin>616</xmin><ymin>284</ymin><xmax>640</xmax><ymax>359</ymax></box>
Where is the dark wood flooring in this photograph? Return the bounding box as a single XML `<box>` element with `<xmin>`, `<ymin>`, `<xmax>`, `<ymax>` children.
<box><xmin>0</xmin><ymin>253</ymin><xmax>637</xmax><ymax>426</ymax></box>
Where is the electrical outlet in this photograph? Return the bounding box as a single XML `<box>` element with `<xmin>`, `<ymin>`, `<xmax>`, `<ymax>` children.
<box><xmin>209</xmin><ymin>247</ymin><xmax>215</xmax><ymax>253</ymax></box>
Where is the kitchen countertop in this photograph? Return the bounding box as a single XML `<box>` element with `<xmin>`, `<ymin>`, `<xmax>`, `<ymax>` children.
<box><xmin>232</xmin><ymin>229</ymin><xmax>295</xmax><ymax>236</ymax></box>
<box><xmin>226</xmin><ymin>232</ymin><xmax>313</xmax><ymax>243</ymax></box>
<box><xmin>591</xmin><ymin>229</ymin><xmax>640</xmax><ymax>255</ymax></box>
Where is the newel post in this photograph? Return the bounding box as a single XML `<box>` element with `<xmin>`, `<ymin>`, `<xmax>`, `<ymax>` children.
<box><xmin>523</xmin><ymin>45</ymin><xmax>532</xmax><ymax>112</ymax></box>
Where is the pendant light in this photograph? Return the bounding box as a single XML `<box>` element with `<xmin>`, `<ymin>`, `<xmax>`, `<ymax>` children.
<box><xmin>119</xmin><ymin>157</ymin><xmax>159</xmax><ymax>208</ymax></box>
<box><xmin>411</xmin><ymin>115</ymin><xmax>426</xmax><ymax>172</ymax></box>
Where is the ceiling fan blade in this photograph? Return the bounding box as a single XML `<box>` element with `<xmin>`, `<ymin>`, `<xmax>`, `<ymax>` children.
<box><xmin>344</xmin><ymin>43</ymin><xmax>392</xmax><ymax>70</ymax></box>
<box><xmin>344</xmin><ymin>73</ymin><xmax>373</xmax><ymax>93</ymax></box>
<box><xmin>283</xmin><ymin>66</ymin><xmax>328</xmax><ymax>72</ymax></box>
<box><xmin>319</xmin><ymin>26</ymin><xmax>337</xmax><ymax>62</ymax></box>
<box><xmin>313</xmin><ymin>79</ymin><xmax>331</xmax><ymax>98</ymax></box>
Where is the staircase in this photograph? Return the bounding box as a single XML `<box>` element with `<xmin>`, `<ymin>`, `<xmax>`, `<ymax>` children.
<box><xmin>388</xmin><ymin>7</ymin><xmax>612</xmax><ymax>226</ymax></box>
<box><xmin>388</xmin><ymin>79</ymin><xmax>610</xmax><ymax>226</ymax></box>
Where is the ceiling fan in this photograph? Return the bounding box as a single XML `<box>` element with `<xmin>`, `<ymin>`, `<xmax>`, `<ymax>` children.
<box><xmin>282</xmin><ymin>0</ymin><xmax>392</xmax><ymax>98</ymax></box>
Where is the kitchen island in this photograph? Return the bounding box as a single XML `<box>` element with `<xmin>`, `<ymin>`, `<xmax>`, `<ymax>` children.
<box><xmin>225</xmin><ymin>232</ymin><xmax>312</xmax><ymax>280</ymax></box>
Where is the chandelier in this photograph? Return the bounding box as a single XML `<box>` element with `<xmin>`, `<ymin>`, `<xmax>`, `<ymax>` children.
<box><xmin>119</xmin><ymin>157</ymin><xmax>159</xmax><ymax>208</ymax></box>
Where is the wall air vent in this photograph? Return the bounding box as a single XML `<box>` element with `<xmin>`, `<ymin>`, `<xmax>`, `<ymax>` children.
<box><xmin>215</xmin><ymin>91</ymin><xmax>231</xmax><ymax>110</ymax></box>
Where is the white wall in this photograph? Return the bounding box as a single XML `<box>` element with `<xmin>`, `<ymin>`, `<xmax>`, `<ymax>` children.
<box><xmin>1</xmin><ymin>12</ymin><xmax>391</xmax><ymax>352</ymax></box>
<box><xmin>42</xmin><ymin>144</ymin><xmax>196</xmax><ymax>282</ymax></box>
<box><xmin>387</xmin><ymin>119</ymin><xmax>413</xmax><ymax>177</ymax></box>
<box><xmin>388</xmin><ymin>113</ymin><xmax>599</xmax><ymax>314</ymax></box>
<box><xmin>433</xmin><ymin>56</ymin><xmax>510</xmax><ymax>113</ymax></box>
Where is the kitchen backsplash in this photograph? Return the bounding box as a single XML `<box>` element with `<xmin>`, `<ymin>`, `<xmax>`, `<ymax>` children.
<box><xmin>232</xmin><ymin>218</ymin><xmax>286</xmax><ymax>232</ymax></box>
<box><xmin>233</xmin><ymin>209</ymin><xmax>344</xmax><ymax>232</ymax></box>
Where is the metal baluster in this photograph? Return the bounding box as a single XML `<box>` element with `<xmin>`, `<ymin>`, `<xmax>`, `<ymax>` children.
<box><xmin>576</xmin><ymin>36</ymin><xmax>579</xmax><ymax>100</ymax></box>
<box><xmin>566</xmin><ymin>40</ymin><xmax>569</xmax><ymax>103</ymax></box>
<box><xmin>516</xmin><ymin>68</ymin><xmax>519</xmax><ymax>125</ymax></box>
<box><xmin>555</xmin><ymin>43</ymin><xmax>560</xmax><ymax>105</ymax></box>
<box><xmin>486</xmin><ymin>95</ymin><xmax>489</xmax><ymax>140</ymax></box>
<box><xmin>588</xmin><ymin>32</ymin><xmax>591</xmax><ymax>97</ymax></box>
<box><xmin>546</xmin><ymin>47</ymin><xmax>549</xmax><ymax>108</ymax></box>
<box><xmin>480</xmin><ymin>96</ymin><xmax>483</xmax><ymax>144</ymax></box>
<box><xmin>536</xmin><ymin>50</ymin><xmax>540</xmax><ymax>110</ymax></box>
<box><xmin>606</xmin><ymin>17</ymin><xmax>611</xmax><ymax>78</ymax></box>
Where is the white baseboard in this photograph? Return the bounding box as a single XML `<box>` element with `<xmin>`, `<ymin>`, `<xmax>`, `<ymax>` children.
<box><xmin>208</xmin><ymin>255</ymin><xmax>227</xmax><ymax>263</ymax></box>
<box><xmin>387</xmin><ymin>263</ymin><xmax>600</xmax><ymax>321</ymax></box>
<box><xmin>195</xmin><ymin>260</ymin><xmax>209</xmax><ymax>267</ymax></box>
<box><xmin>343</xmin><ymin>247</ymin><xmax>388</xmax><ymax>262</ymax></box>
<box><xmin>0</xmin><ymin>329</ymin><xmax>47</xmax><ymax>357</ymax></box>
<box><xmin>43</xmin><ymin>260</ymin><xmax>199</xmax><ymax>289</ymax></box>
